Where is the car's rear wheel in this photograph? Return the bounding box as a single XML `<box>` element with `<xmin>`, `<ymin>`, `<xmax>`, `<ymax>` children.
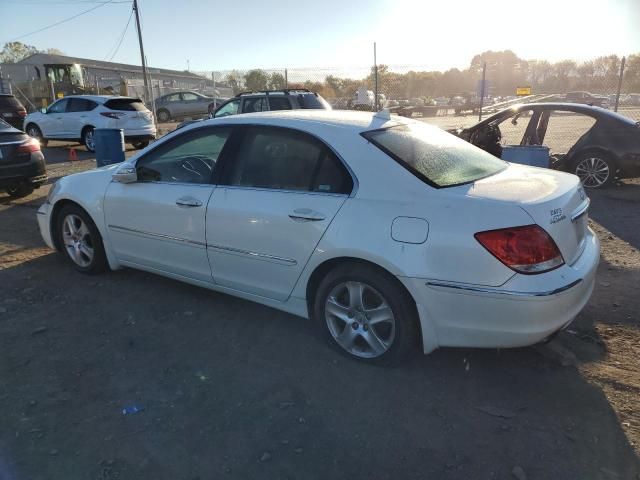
<box><xmin>313</xmin><ymin>263</ymin><xmax>419</xmax><ymax>365</ymax></box>
<box><xmin>132</xmin><ymin>141</ymin><xmax>149</xmax><ymax>150</ymax></box>
<box><xmin>82</xmin><ymin>127</ymin><xmax>96</xmax><ymax>153</ymax></box>
<box><xmin>55</xmin><ymin>204</ymin><xmax>107</xmax><ymax>274</ymax></box>
<box><xmin>26</xmin><ymin>124</ymin><xmax>48</xmax><ymax>147</ymax></box>
<box><xmin>6</xmin><ymin>183</ymin><xmax>34</xmax><ymax>199</ymax></box>
<box><xmin>157</xmin><ymin>109</ymin><xmax>171</xmax><ymax>122</ymax></box>
<box><xmin>574</xmin><ymin>153</ymin><xmax>615</xmax><ymax>188</ymax></box>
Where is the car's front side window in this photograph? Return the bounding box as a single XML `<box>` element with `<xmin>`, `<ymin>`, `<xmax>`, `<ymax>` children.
<box><xmin>214</xmin><ymin>99</ymin><xmax>240</xmax><ymax>118</ymax></box>
<box><xmin>136</xmin><ymin>127</ymin><xmax>232</xmax><ymax>184</ymax></box>
<box><xmin>222</xmin><ymin>126</ymin><xmax>353</xmax><ymax>194</ymax></box>
<box><xmin>48</xmin><ymin>99</ymin><xmax>68</xmax><ymax>114</ymax></box>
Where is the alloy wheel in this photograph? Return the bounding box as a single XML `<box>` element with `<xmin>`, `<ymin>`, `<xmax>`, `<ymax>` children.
<box><xmin>84</xmin><ymin>129</ymin><xmax>95</xmax><ymax>151</ymax></box>
<box><xmin>61</xmin><ymin>214</ymin><xmax>94</xmax><ymax>267</ymax></box>
<box><xmin>575</xmin><ymin>157</ymin><xmax>610</xmax><ymax>188</ymax></box>
<box><xmin>324</xmin><ymin>281</ymin><xmax>396</xmax><ymax>358</ymax></box>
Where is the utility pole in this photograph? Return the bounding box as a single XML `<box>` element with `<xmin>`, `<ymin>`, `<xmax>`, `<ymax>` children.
<box><xmin>373</xmin><ymin>42</ymin><xmax>378</xmax><ymax>112</ymax></box>
<box><xmin>132</xmin><ymin>0</ymin><xmax>150</xmax><ymax>102</ymax></box>
<box><xmin>614</xmin><ymin>56</ymin><xmax>626</xmax><ymax>113</ymax></box>
<box><xmin>478</xmin><ymin>62</ymin><xmax>486</xmax><ymax>121</ymax></box>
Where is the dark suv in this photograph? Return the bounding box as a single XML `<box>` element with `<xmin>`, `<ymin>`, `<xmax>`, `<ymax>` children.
<box><xmin>211</xmin><ymin>89</ymin><xmax>331</xmax><ymax>118</ymax></box>
<box><xmin>0</xmin><ymin>94</ymin><xmax>28</xmax><ymax>130</ymax></box>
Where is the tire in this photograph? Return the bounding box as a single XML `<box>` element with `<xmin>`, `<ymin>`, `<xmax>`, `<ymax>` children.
<box><xmin>312</xmin><ymin>263</ymin><xmax>419</xmax><ymax>366</ymax></box>
<box><xmin>55</xmin><ymin>204</ymin><xmax>107</xmax><ymax>274</ymax></box>
<box><xmin>82</xmin><ymin>127</ymin><xmax>96</xmax><ymax>153</ymax></box>
<box><xmin>157</xmin><ymin>109</ymin><xmax>171</xmax><ymax>122</ymax></box>
<box><xmin>26</xmin><ymin>124</ymin><xmax>48</xmax><ymax>147</ymax></box>
<box><xmin>573</xmin><ymin>152</ymin><xmax>616</xmax><ymax>188</ymax></box>
<box><xmin>6</xmin><ymin>183</ymin><xmax>34</xmax><ymax>199</ymax></box>
<box><xmin>132</xmin><ymin>141</ymin><xmax>149</xmax><ymax>150</ymax></box>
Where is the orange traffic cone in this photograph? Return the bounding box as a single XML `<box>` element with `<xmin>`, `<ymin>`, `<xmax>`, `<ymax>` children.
<box><xmin>68</xmin><ymin>148</ymin><xmax>78</xmax><ymax>162</ymax></box>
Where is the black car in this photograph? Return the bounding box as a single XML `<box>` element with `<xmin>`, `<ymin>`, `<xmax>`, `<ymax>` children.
<box><xmin>0</xmin><ymin>94</ymin><xmax>28</xmax><ymax>130</ymax></box>
<box><xmin>0</xmin><ymin>118</ymin><xmax>47</xmax><ymax>198</ymax></box>
<box><xmin>211</xmin><ymin>89</ymin><xmax>331</xmax><ymax>118</ymax></box>
<box><xmin>452</xmin><ymin>103</ymin><xmax>640</xmax><ymax>188</ymax></box>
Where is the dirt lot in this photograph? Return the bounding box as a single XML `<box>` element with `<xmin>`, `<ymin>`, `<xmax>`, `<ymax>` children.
<box><xmin>0</xmin><ymin>142</ymin><xmax>639</xmax><ymax>480</ymax></box>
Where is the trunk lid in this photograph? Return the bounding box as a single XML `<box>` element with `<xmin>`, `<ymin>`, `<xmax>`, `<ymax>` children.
<box><xmin>465</xmin><ymin>164</ymin><xmax>590</xmax><ymax>265</ymax></box>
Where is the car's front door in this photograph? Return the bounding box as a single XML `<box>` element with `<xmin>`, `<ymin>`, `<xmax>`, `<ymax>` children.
<box><xmin>180</xmin><ymin>92</ymin><xmax>201</xmax><ymax>116</ymax></box>
<box><xmin>104</xmin><ymin>126</ymin><xmax>233</xmax><ymax>282</ymax></box>
<box><xmin>41</xmin><ymin>98</ymin><xmax>69</xmax><ymax>137</ymax></box>
<box><xmin>206</xmin><ymin>125</ymin><xmax>354</xmax><ymax>301</ymax></box>
<box><xmin>65</xmin><ymin>98</ymin><xmax>97</xmax><ymax>138</ymax></box>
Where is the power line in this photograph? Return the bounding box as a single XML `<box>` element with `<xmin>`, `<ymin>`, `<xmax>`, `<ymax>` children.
<box><xmin>105</xmin><ymin>6</ymin><xmax>134</xmax><ymax>61</ymax></box>
<box><xmin>5</xmin><ymin>0</ymin><xmax>121</xmax><ymax>42</ymax></box>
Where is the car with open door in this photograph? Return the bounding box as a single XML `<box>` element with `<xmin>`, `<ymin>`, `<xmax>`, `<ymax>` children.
<box><xmin>38</xmin><ymin>110</ymin><xmax>599</xmax><ymax>365</ymax></box>
<box><xmin>451</xmin><ymin>103</ymin><xmax>640</xmax><ymax>188</ymax></box>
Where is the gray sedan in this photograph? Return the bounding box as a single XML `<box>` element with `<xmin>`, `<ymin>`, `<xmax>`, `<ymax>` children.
<box><xmin>154</xmin><ymin>91</ymin><xmax>223</xmax><ymax>122</ymax></box>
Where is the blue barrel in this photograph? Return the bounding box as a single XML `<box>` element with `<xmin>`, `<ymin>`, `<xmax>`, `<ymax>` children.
<box><xmin>501</xmin><ymin>145</ymin><xmax>550</xmax><ymax>168</ymax></box>
<box><xmin>94</xmin><ymin>128</ymin><xmax>125</xmax><ymax>167</ymax></box>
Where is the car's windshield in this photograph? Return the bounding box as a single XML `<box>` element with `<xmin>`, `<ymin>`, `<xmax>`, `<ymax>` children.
<box><xmin>362</xmin><ymin>122</ymin><xmax>507</xmax><ymax>187</ymax></box>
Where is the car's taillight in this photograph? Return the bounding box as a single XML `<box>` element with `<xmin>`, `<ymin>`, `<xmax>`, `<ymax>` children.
<box><xmin>475</xmin><ymin>225</ymin><xmax>564</xmax><ymax>274</ymax></box>
<box><xmin>17</xmin><ymin>108</ymin><xmax>27</xmax><ymax>117</ymax></box>
<box><xmin>100</xmin><ymin>112</ymin><xmax>126</xmax><ymax>119</ymax></box>
<box><xmin>16</xmin><ymin>137</ymin><xmax>40</xmax><ymax>154</ymax></box>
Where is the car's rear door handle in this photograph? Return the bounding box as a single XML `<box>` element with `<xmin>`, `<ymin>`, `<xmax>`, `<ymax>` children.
<box><xmin>289</xmin><ymin>208</ymin><xmax>326</xmax><ymax>222</ymax></box>
<box><xmin>176</xmin><ymin>196</ymin><xmax>202</xmax><ymax>207</ymax></box>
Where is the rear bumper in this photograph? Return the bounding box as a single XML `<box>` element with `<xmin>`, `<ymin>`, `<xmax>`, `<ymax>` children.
<box><xmin>401</xmin><ymin>227</ymin><xmax>600</xmax><ymax>353</ymax></box>
<box><xmin>123</xmin><ymin>127</ymin><xmax>156</xmax><ymax>140</ymax></box>
<box><xmin>0</xmin><ymin>152</ymin><xmax>47</xmax><ymax>188</ymax></box>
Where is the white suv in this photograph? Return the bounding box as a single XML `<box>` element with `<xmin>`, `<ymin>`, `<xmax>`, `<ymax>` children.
<box><xmin>24</xmin><ymin>95</ymin><xmax>156</xmax><ymax>152</ymax></box>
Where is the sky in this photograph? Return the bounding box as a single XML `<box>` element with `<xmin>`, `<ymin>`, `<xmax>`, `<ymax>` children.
<box><xmin>0</xmin><ymin>0</ymin><xmax>639</xmax><ymax>74</ymax></box>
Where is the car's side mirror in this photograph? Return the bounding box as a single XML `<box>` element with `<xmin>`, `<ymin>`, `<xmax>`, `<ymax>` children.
<box><xmin>112</xmin><ymin>165</ymin><xmax>137</xmax><ymax>183</ymax></box>
<box><xmin>40</xmin><ymin>108</ymin><xmax>47</xmax><ymax>114</ymax></box>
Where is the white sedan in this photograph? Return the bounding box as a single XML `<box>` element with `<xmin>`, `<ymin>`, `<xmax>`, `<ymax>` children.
<box><xmin>37</xmin><ymin>110</ymin><xmax>599</xmax><ymax>364</ymax></box>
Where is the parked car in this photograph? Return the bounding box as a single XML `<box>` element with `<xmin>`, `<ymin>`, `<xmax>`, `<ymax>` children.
<box><xmin>24</xmin><ymin>95</ymin><xmax>156</xmax><ymax>152</ymax></box>
<box><xmin>565</xmin><ymin>91</ymin><xmax>609</xmax><ymax>109</ymax></box>
<box><xmin>154</xmin><ymin>91</ymin><xmax>224</xmax><ymax>123</ymax></box>
<box><xmin>0</xmin><ymin>94</ymin><xmax>28</xmax><ymax>130</ymax></box>
<box><xmin>38</xmin><ymin>110</ymin><xmax>598</xmax><ymax>365</ymax></box>
<box><xmin>0</xmin><ymin>118</ymin><xmax>46</xmax><ymax>198</ymax></box>
<box><xmin>451</xmin><ymin>103</ymin><xmax>640</xmax><ymax>188</ymax></box>
<box><xmin>211</xmin><ymin>89</ymin><xmax>330</xmax><ymax>118</ymax></box>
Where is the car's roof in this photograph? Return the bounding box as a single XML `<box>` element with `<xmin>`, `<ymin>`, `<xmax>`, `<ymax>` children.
<box><xmin>203</xmin><ymin>109</ymin><xmax>412</xmax><ymax>132</ymax></box>
<box><xmin>60</xmin><ymin>95</ymin><xmax>139</xmax><ymax>102</ymax></box>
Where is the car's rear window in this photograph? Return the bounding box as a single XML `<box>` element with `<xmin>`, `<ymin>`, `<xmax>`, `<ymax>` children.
<box><xmin>362</xmin><ymin>122</ymin><xmax>507</xmax><ymax>188</ymax></box>
<box><xmin>104</xmin><ymin>98</ymin><xmax>148</xmax><ymax>111</ymax></box>
<box><xmin>0</xmin><ymin>95</ymin><xmax>22</xmax><ymax>108</ymax></box>
<box><xmin>297</xmin><ymin>93</ymin><xmax>331</xmax><ymax>110</ymax></box>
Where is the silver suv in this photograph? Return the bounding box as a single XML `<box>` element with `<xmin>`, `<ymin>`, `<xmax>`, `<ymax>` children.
<box><xmin>211</xmin><ymin>89</ymin><xmax>331</xmax><ymax>118</ymax></box>
<box><xmin>154</xmin><ymin>91</ymin><xmax>225</xmax><ymax>122</ymax></box>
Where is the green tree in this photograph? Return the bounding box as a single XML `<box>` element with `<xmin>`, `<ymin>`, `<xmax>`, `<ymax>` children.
<box><xmin>225</xmin><ymin>70</ymin><xmax>244</xmax><ymax>95</ymax></box>
<box><xmin>244</xmin><ymin>69</ymin><xmax>269</xmax><ymax>91</ymax></box>
<box><xmin>269</xmin><ymin>72</ymin><xmax>286</xmax><ymax>90</ymax></box>
<box><xmin>0</xmin><ymin>41</ymin><xmax>38</xmax><ymax>63</ymax></box>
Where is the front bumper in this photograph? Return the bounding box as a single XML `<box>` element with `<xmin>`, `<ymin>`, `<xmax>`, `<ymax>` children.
<box><xmin>37</xmin><ymin>202</ymin><xmax>55</xmax><ymax>249</ymax></box>
<box><xmin>401</xmin><ymin>228</ymin><xmax>600</xmax><ymax>353</ymax></box>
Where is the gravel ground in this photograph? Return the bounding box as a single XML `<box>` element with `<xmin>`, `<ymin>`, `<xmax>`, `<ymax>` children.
<box><xmin>0</xmin><ymin>143</ymin><xmax>639</xmax><ymax>479</ymax></box>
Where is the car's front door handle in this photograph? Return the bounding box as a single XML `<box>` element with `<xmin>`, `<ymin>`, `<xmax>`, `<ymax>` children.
<box><xmin>176</xmin><ymin>196</ymin><xmax>203</xmax><ymax>207</ymax></box>
<box><xmin>289</xmin><ymin>208</ymin><xmax>326</xmax><ymax>222</ymax></box>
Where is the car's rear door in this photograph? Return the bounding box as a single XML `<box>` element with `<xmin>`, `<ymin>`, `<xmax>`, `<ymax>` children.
<box><xmin>104</xmin><ymin>126</ymin><xmax>233</xmax><ymax>282</ymax></box>
<box><xmin>65</xmin><ymin>98</ymin><xmax>97</xmax><ymax>138</ymax></box>
<box><xmin>206</xmin><ymin>125</ymin><xmax>353</xmax><ymax>301</ymax></box>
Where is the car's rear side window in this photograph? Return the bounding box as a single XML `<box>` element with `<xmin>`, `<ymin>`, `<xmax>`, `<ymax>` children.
<box><xmin>268</xmin><ymin>96</ymin><xmax>292</xmax><ymax>111</ymax></box>
<box><xmin>297</xmin><ymin>94</ymin><xmax>331</xmax><ymax>110</ymax></box>
<box><xmin>223</xmin><ymin>126</ymin><xmax>352</xmax><ymax>194</ymax></box>
<box><xmin>362</xmin><ymin>123</ymin><xmax>506</xmax><ymax>188</ymax></box>
<box><xmin>104</xmin><ymin>98</ymin><xmax>147</xmax><ymax>111</ymax></box>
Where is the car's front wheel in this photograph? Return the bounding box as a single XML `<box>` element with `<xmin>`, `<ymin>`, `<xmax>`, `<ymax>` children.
<box><xmin>132</xmin><ymin>141</ymin><xmax>149</xmax><ymax>150</ymax></box>
<box><xmin>55</xmin><ymin>204</ymin><xmax>107</xmax><ymax>274</ymax></box>
<box><xmin>574</xmin><ymin>153</ymin><xmax>616</xmax><ymax>188</ymax></box>
<box><xmin>26</xmin><ymin>124</ymin><xmax>48</xmax><ymax>147</ymax></box>
<box><xmin>313</xmin><ymin>263</ymin><xmax>419</xmax><ymax>365</ymax></box>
